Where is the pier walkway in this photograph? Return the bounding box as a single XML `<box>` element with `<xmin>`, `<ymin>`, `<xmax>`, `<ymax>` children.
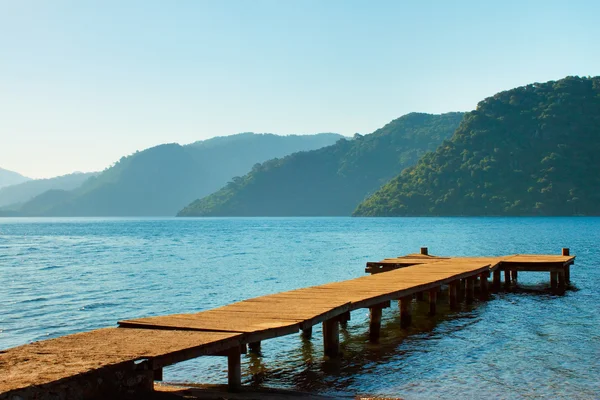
<box><xmin>0</xmin><ymin>249</ymin><xmax>575</xmax><ymax>399</ymax></box>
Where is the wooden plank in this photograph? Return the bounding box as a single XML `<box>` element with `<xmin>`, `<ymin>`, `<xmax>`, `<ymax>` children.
<box><xmin>0</xmin><ymin>328</ymin><xmax>240</xmax><ymax>394</ymax></box>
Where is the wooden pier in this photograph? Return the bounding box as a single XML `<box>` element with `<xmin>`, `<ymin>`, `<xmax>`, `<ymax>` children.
<box><xmin>0</xmin><ymin>248</ymin><xmax>575</xmax><ymax>399</ymax></box>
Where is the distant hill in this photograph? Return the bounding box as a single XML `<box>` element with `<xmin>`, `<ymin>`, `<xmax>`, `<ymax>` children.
<box><xmin>0</xmin><ymin>168</ymin><xmax>30</xmax><ymax>189</ymax></box>
<box><xmin>178</xmin><ymin>112</ymin><xmax>464</xmax><ymax>216</ymax></box>
<box><xmin>5</xmin><ymin>133</ymin><xmax>343</xmax><ymax>216</ymax></box>
<box><xmin>0</xmin><ymin>172</ymin><xmax>97</xmax><ymax>207</ymax></box>
<box><xmin>354</xmin><ymin>76</ymin><xmax>600</xmax><ymax>216</ymax></box>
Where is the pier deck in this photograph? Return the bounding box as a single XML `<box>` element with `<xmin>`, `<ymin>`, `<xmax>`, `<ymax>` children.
<box><xmin>0</xmin><ymin>249</ymin><xmax>575</xmax><ymax>399</ymax></box>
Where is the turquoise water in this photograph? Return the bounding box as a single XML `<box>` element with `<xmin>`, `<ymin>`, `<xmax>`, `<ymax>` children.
<box><xmin>1</xmin><ymin>217</ymin><xmax>599</xmax><ymax>399</ymax></box>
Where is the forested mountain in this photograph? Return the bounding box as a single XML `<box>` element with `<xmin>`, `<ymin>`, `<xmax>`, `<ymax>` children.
<box><xmin>2</xmin><ymin>133</ymin><xmax>342</xmax><ymax>216</ymax></box>
<box><xmin>354</xmin><ymin>76</ymin><xmax>600</xmax><ymax>216</ymax></box>
<box><xmin>178</xmin><ymin>112</ymin><xmax>464</xmax><ymax>216</ymax></box>
<box><xmin>0</xmin><ymin>172</ymin><xmax>97</xmax><ymax>207</ymax></box>
<box><xmin>0</xmin><ymin>168</ymin><xmax>30</xmax><ymax>189</ymax></box>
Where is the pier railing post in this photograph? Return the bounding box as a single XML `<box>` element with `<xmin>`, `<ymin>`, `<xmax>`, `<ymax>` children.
<box><xmin>323</xmin><ymin>318</ymin><xmax>340</xmax><ymax>356</ymax></box>
<box><xmin>562</xmin><ymin>248</ymin><xmax>571</xmax><ymax>283</ymax></box>
<box><xmin>420</xmin><ymin>247</ymin><xmax>428</xmax><ymax>255</ymax></box>
<box><xmin>227</xmin><ymin>345</ymin><xmax>242</xmax><ymax>392</ymax></box>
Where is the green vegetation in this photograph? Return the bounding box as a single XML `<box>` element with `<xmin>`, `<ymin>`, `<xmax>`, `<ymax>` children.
<box><xmin>178</xmin><ymin>112</ymin><xmax>463</xmax><ymax>216</ymax></box>
<box><xmin>3</xmin><ymin>133</ymin><xmax>342</xmax><ymax>216</ymax></box>
<box><xmin>354</xmin><ymin>76</ymin><xmax>600</xmax><ymax>216</ymax></box>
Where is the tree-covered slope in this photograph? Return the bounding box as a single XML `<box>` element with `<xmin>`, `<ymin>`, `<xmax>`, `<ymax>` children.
<box><xmin>354</xmin><ymin>76</ymin><xmax>600</xmax><ymax>216</ymax></box>
<box><xmin>0</xmin><ymin>172</ymin><xmax>97</xmax><ymax>207</ymax></box>
<box><xmin>178</xmin><ymin>112</ymin><xmax>464</xmax><ymax>216</ymax></box>
<box><xmin>8</xmin><ymin>133</ymin><xmax>342</xmax><ymax>216</ymax></box>
<box><xmin>0</xmin><ymin>168</ymin><xmax>30</xmax><ymax>189</ymax></box>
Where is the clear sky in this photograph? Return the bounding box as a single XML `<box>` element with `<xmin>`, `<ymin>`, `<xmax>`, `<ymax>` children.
<box><xmin>1</xmin><ymin>0</ymin><xmax>599</xmax><ymax>178</ymax></box>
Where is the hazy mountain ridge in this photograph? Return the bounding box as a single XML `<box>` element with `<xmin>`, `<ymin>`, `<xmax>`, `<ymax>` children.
<box><xmin>2</xmin><ymin>133</ymin><xmax>343</xmax><ymax>216</ymax></box>
<box><xmin>178</xmin><ymin>112</ymin><xmax>464</xmax><ymax>216</ymax></box>
<box><xmin>0</xmin><ymin>172</ymin><xmax>97</xmax><ymax>208</ymax></box>
<box><xmin>0</xmin><ymin>168</ymin><xmax>30</xmax><ymax>189</ymax></box>
<box><xmin>354</xmin><ymin>76</ymin><xmax>600</xmax><ymax>216</ymax></box>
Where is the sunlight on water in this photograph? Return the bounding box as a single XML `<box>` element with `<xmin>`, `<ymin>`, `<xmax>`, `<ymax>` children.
<box><xmin>1</xmin><ymin>217</ymin><xmax>599</xmax><ymax>399</ymax></box>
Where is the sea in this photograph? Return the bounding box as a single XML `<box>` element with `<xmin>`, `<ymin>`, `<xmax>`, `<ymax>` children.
<box><xmin>1</xmin><ymin>217</ymin><xmax>599</xmax><ymax>399</ymax></box>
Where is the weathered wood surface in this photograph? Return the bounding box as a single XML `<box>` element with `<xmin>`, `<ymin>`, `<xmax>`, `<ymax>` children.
<box><xmin>0</xmin><ymin>328</ymin><xmax>240</xmax><ymax>395</ymax></box>
<box><xmin>1</xmin><ymin>251</ymin><xmax>576</xmax><ymax>397</ymax></box>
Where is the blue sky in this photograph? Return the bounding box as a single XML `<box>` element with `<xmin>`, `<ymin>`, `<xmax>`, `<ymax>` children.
<box><xmin>1</xmin><ymin>0</ymin><xmax>599</xmax><ymax>178</ymax></box>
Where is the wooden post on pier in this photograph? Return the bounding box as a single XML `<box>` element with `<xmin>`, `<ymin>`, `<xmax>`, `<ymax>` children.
<box><xmin>339</xmin><ymin>311</ymin><xmax>351</xmax><ymax>328</ymax></box>
<box><xmin>153</xmin><ymin>368</ymin><xmax>163</xmax><ymax>381</ymax></box>
<box><xmin>420</xmin><ymin>247</ymin><xmax>428</xmax><ymax>255</ymax></box>
<box><xmin>248</xmin><ymin>341</ymin><xmax>261</xmax><ymax>354</ymax></box>
<box><xmin>449</xmin><ymin>281</ymin><xmax>458</xmax><ymax>310</ymax></box>
<box><xmin>458</xmin><ymin>279</ymin><xmax>465</xmax><ymax>301</ymax></box>
<box><xmin>493</xmin><ymin>269</ymin><xmax>501</xmax><ymax>291</ymax></box>
<box><xmin>558</xmin><ymin>270</ymin><xmax>566</xmax><ymax>294</ymax></box>
<box><xmin>227</xmin><ymin>345</ymin><xmax>242</xmax><ymax>392</ymax></box>
<box><xmin>301</xmin><ymin>326</ymin><xmax>313</xmax><ymax>340</ymax></box>
<box><xmin>550</xmin><ymin>271</ymin><xmax>558</xmax><ymax>290</ymax></box>
<box><xmin>504</xmin><ymin>269</ymin><xmax>511</xmax><ymax>289</ymax></box>
<box><xmin>466</xmin><ymin>277</ymin><xmax>475</xmax><ymax>303</ymax></box>
<box><xmin>369</xmin><ymin>306</ymin><xmax>383</xmax><ymax>341</ymax></box>
<box><xmin>400</xmin><ymin>296</ymin><xmax>412</xmax><ymax>328</ymax></box>
<box><xmin>323</xmin><ymin>319</ymin><xmax>340</xmax><ymax>357</ymax></box>
<box><xmin>562</xmin><ymin>248</ymin><xmax>571</xmax><ymax>283</ymax></box>
<box><xmin>511</xmin><ymin>270</ymin><xmax>518</xmax><ymax>281</ymax></box>
<box><xmin>479</xmin><ymin>272</ymin><xmax>489</xmax><ymax>300</ymax></box>
<box><xmin>429</xmin><ymin>288</ymin><xmax>437</xmax><ymax>315</ymax></box>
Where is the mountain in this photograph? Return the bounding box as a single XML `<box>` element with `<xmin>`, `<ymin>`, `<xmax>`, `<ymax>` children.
<box><xmin>354</xmin><ymin>76</ymin><xmax>600</xmax><ymax>216</ymax></box>
<box><xmin>0</xmin><ymin>168</ymin><xmax>30</xmax><ymax>189</ymax></box>
<box><xmin>5</xmin><ymin>133</ymin><xmax>343</xmax><ymax>217</ymax></box>
<box><xmin>178</xmin><ymin>112</ymin><xmax>464</xmax><ymax>217</ymax></box>
<box><xmin>0</xmin><ymin>172</ymin><xmax>97</xmax><ymax>208</ymax></box>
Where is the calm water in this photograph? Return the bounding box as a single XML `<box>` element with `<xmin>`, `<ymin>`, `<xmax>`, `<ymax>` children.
<box><xmin>1</xmin><ymin>217</ymin><xmax>599</xmax><ymax>399</ymax></box>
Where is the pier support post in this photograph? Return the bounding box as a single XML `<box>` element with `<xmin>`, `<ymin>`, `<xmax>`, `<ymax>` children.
<box><xmin>429</xmin><ymin>288</ymin><xmax>437</xmax><ymax>315</ymax></box>
<box><xmin>479</xmin><ymin>272</ymin><xmax>489</xmax><ymax>300</ymax></box>
<box><xmin>511</xmin><ymin>270</ymin><xmax>518</xmax><ymax>281</ymax></box>
<box><xmin>466</xmin><ymin>277</ymin><xmax>475</xmax><ymax>303</ymax></box>
<box><xmin>493</xmin><ymin>269</ymin><xmax>501</xmax><ymax>291</ymax></box>
<box><xmin>227</xmin><ymin>345</ymin><xmax>242</xmax><ymax>392</ymax></box>
<box><xmin>449</xmin><ymin>281</ymin><xmax>458</xmax><ymax>310</ymax></box>
<box><xmin>301</xmin><ymin>326</ymin><xmax>313</xmax><ymax>340</ymax></box>
<box><xmin>248</xmin><ymin>341</ymin><xmax>261</xmax><ymax>354</ymax></box>
<box><xmin>400</xmin><ymin>296</ymin><xmax>412</xmax><ymax>328</ymax></box>
<box><xmin>557</xmin><ymin>270</ymin><xmax>566</xmax><ymax>294</ymax></box>
<box><xmin>420</xmin><ymin>247</ymin><xmax>428</xmax><ymax>255</ymax></box>
<box><xmin>504</xmin><ymin>269</ymin><xmax>511</xmax><ymax>289</ymax></box>
<box><xmin>339</xmin><ymin>311</ymin><xmax>351</xmax><ymax>328</ymax></box>
<box><xmin>153</xmin><ymin>368</ymin><xmax>163</xmax><ymax>381</ymax></box>
<box><xmin>323</xmin><ymin>318</ymin><xmax>340</xmax><ymax>357</ymax></box>
<box><xmin>458</xmin><ymin>279</ymin><xmax>465</xmax><ymax>301</ymax></box>
<box><xmin>369</xmin><ymin>306</ymin><xmax>383</xmax><ymax>341</ymax></box>
<box><xmin>550</xmin><ymin>271</ymin><xmax>558</xmax><ymax>290</ymax></box>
